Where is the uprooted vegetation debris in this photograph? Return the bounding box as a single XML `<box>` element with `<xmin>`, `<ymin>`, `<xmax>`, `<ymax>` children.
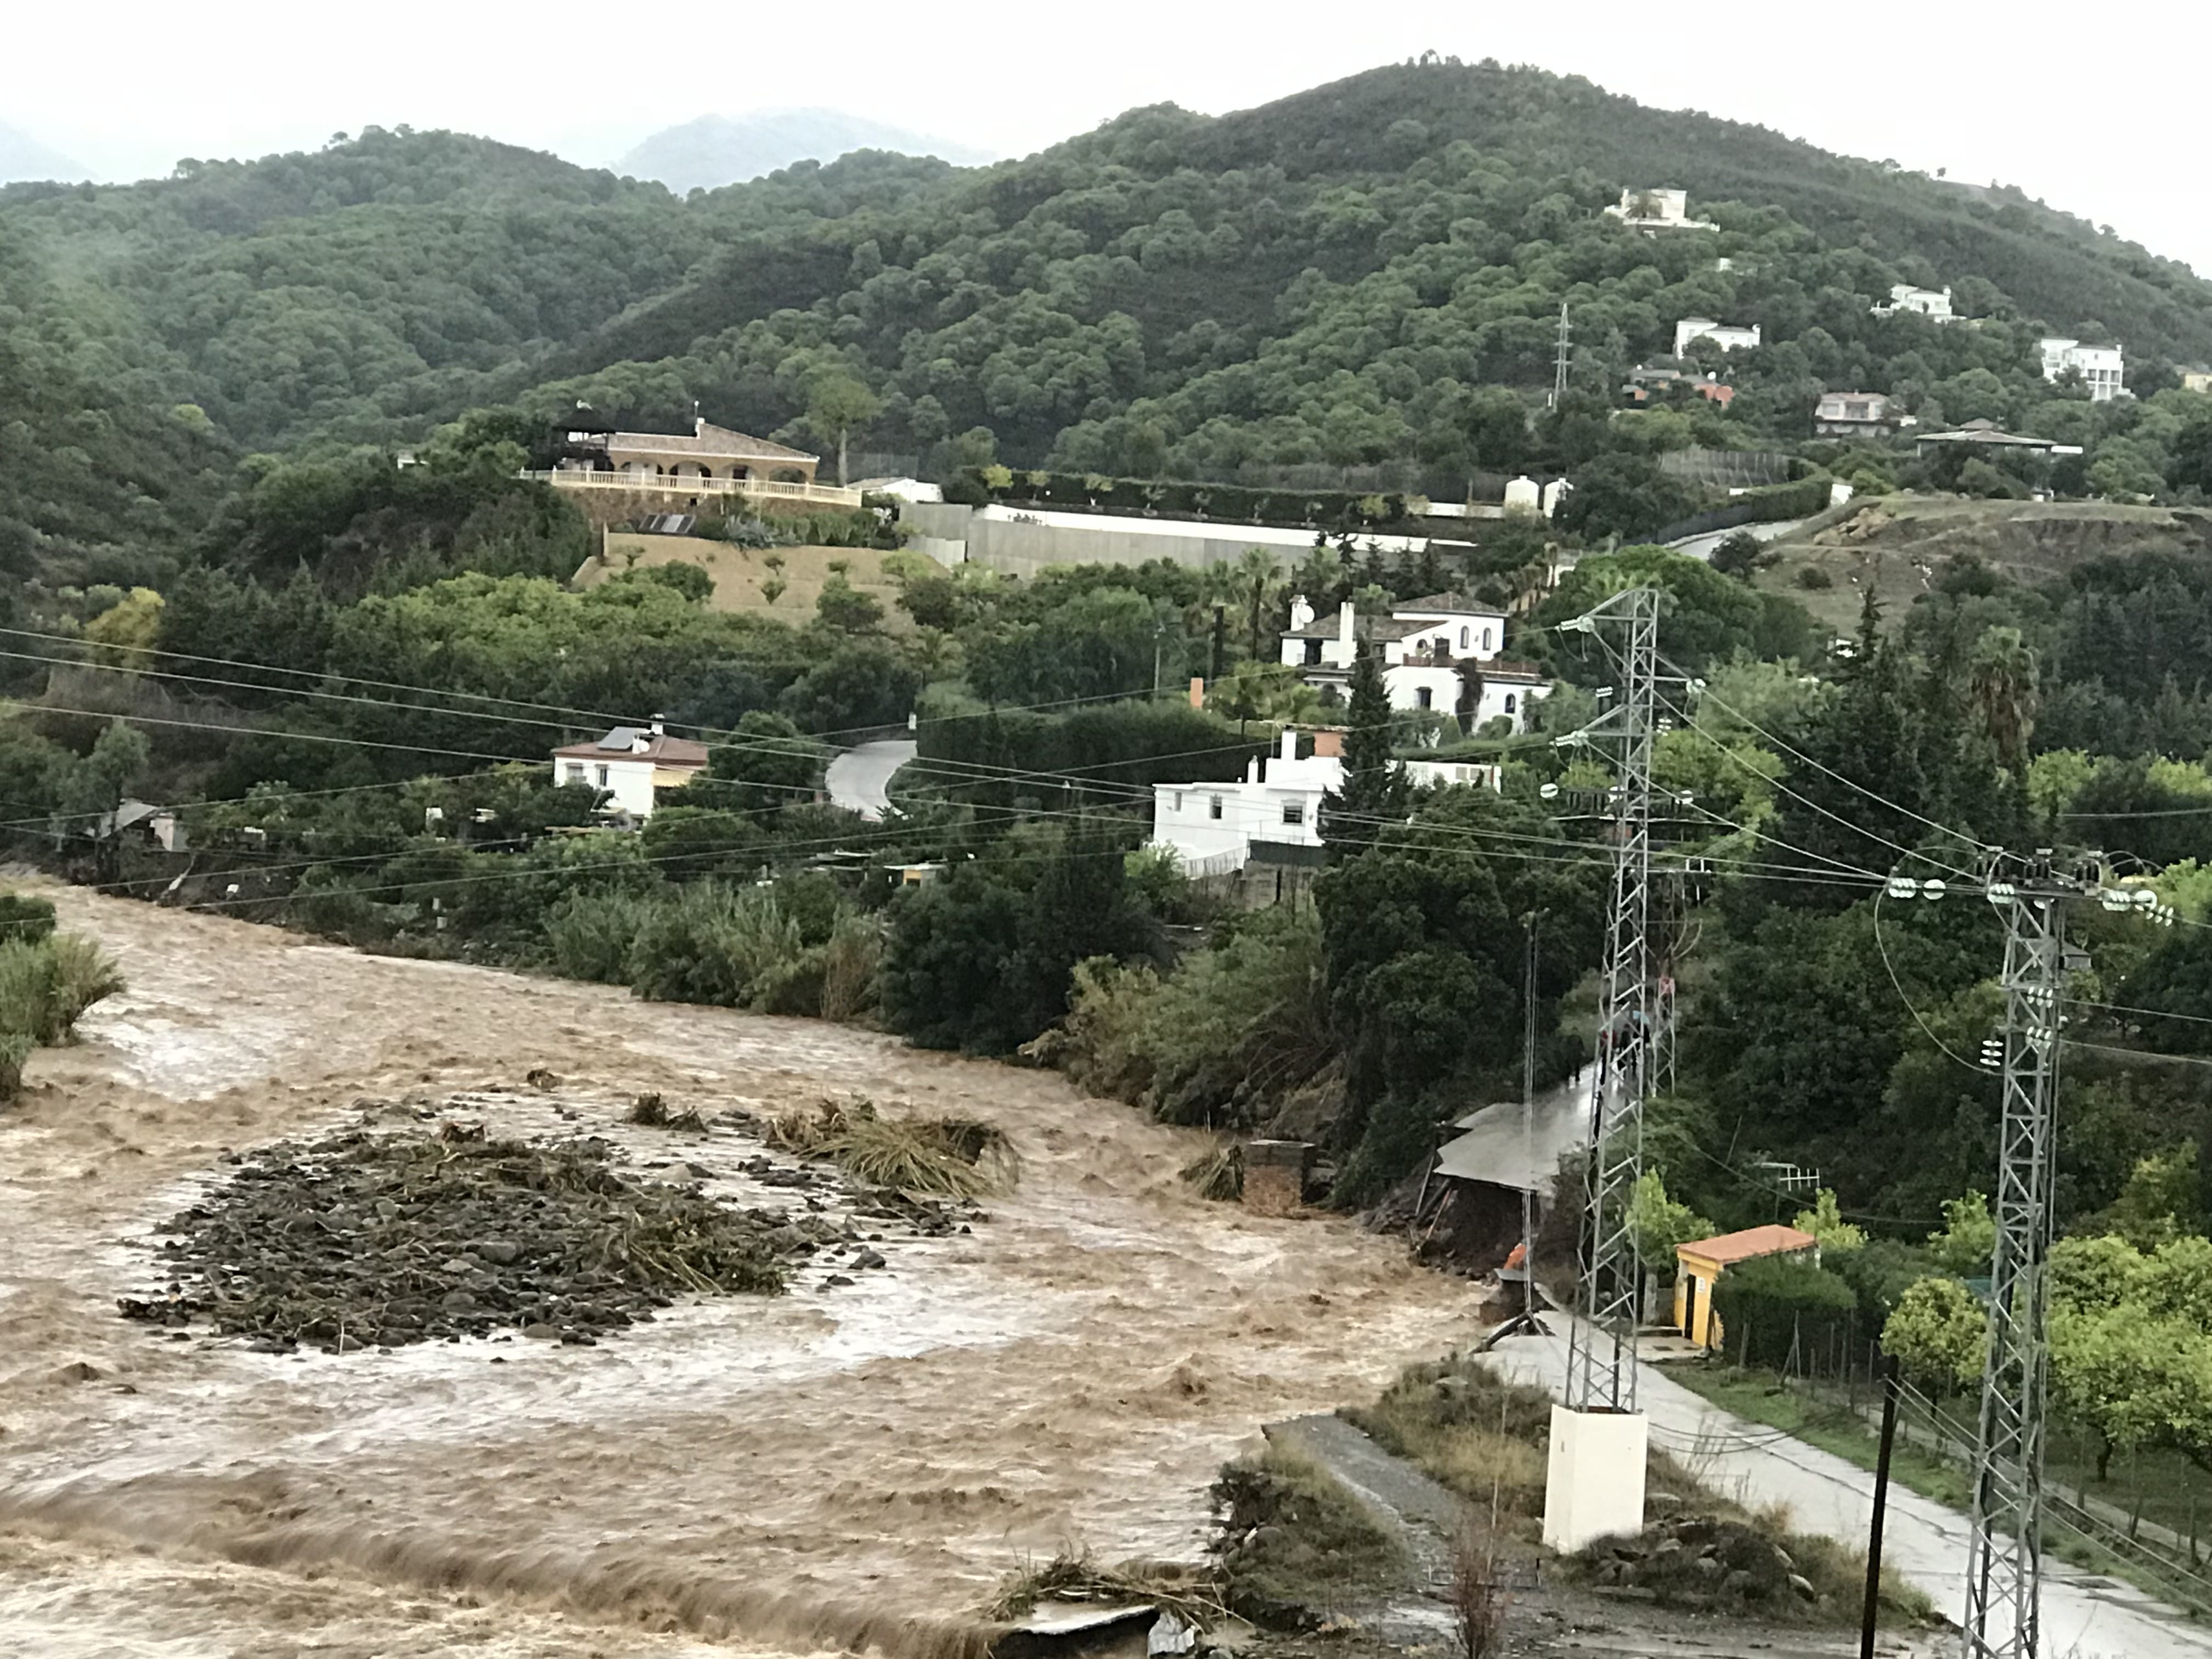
<box><xmin>1179</xmin><ymin>1141</ymin><xmax>1244</xmax><ymax>1201</ymax></box>
<box><xmin>984</xmin><ymin>1550</ymin><xmax>1228</xmax><ymax>1630</ymax></box>
<box><xmin>627</xmin><ymin>1092</ymin><xmax>707</xmax><ymax>1131</ymax></box>
<box><xmin>115</xmin><ymin>1099</ymin><xmax>985</xmax><ymax>1353</ymax></box>
<box><xmin>766</xmin><ymin>1095</ymin><xmax>1018</xmax><ymax>1198</ymax></box>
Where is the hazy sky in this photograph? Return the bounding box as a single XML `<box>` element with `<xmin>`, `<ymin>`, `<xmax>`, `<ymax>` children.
<box><xmin>14</xmin><ymin>0</ymin><xmax>2212</xmax><ymax>275</ymax></box>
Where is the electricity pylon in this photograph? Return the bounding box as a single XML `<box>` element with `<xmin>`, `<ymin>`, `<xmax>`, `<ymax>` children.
<box><xmin>1541</xmin><ymin>584</ymin><xmax>1661</xmax><ymax>1556</ymax></box>
<box><xmin>1887</xmin><ymin>858</ymin><xmax>2174</xmax><ymax>1659</ymax></box>
<box><xmin>1560</xmin><ymin>585</ymin><xmax>1660</xmax><ymax>1416</ymax></box>
<box><xmin>1549</xmin><ymin>302</ymin><xmax>1573</xmax><ymax>409</ymax></box>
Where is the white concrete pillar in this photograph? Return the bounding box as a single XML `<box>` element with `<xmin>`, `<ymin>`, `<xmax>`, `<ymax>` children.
<box><xmin>1542</xmin><ymin>1406</ymin><xmax>1647</xmax><ymax>1555</ymax></box>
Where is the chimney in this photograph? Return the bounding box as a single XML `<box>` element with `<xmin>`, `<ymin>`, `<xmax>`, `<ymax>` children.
<box><xmin>1311</xmin><ymin>730</ymin><xmax>1344</xmax><ymax>758</ymax></box>
<box><xmin>1279</xmin><ymin>729</ymin><xmax>1297</xmax><ymax>763</ymax></box>
<box><xmin>1246</xmin><ymin>757</ymin><xmax>1261</xmax><ymax>784</ymax></box>
<box><xmin>1338</xmin><ymin>600</ymin><xmax>1356</xmax><ymax>647</ymax></box>
<box><xmin>1188</xmin><ymin>676</ymin><xmax>1205</xmax><ymax>710</ymax></box>
<box><xmin>650</xmin><ymin>713</ymin><xmax>667</xmax><ymax>737</ymax></box>
<box><xmin>1288</xmin><ymin>593</ymin><xmax>1315</xmax><ymax>631</ymax></box>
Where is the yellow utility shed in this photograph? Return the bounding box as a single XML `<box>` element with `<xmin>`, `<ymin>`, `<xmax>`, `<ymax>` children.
<box><xmin>1674</xmin><ymin>1223</ymin><xmax>1818</xmax><ymax>1350</ymax></box>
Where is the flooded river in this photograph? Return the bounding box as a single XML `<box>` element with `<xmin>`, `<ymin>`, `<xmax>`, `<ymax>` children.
<box><xmin>0</xmin><ymin>885</ymin><xmax>1484</xmax><ymax>1656</ymax></box>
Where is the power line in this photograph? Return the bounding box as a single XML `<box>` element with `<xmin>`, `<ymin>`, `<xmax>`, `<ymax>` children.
<box><xmin>1665</xmin><ymin>664</ymin><xmax>1989</xmax><ymax>863</ymax></box>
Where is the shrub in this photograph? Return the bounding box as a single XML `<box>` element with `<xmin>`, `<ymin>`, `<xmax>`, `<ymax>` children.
<box><xmin>44</xmin><ymin>934</ymin><xmax>125</xmax><ymax>1040</ymax></box>
<box><xmin>1794</xmin><ymin>566</ymin><xmax>1833</xmax><ymax>589</ymax></box>
<box><xmin>0</xmin><ymin>1030</ymin><xmax>30</xmax><ymax>1098</ymax></box>
<box><xmin>1880</xmin><ymin>1276</ymin><xmax>1986</xmax><ymax>1392</ymax></box>
<box><xmin>1711</xmin><ymin>1254</ymin><xmax>1859</xmax><ymax>1370</ymax></box>
<box><xmin>0</xmin><ymin>931</ymin><xmax>125</xmax><ymax>1057</ymax></box>
<box><xmin>638</xmin><ymin>806</ymin><xmax>766</xmax><ymax>881</ymax></box>
<box><xmin>817</xmin><ymin>913</ymin><xmax>882</xmax><ymax>1023</ymax></box>
<box><xmin>544</xmin><ymin>889</ymin><xmax>659</xmax><ymax>983</ymax></box>
<box><xmin>1829</xmin><ymin>1237</ymin><xmax>1942</xmax><ymax>1329</ymax></box>
<box><xmin>627</xmin><ymin>883</ymin><xmax>808</xmax><ymax>1009</ymax></box>
<box><xmin>0</xmin><ymin>892</ymin><xmax>56</xmax><ymax>945</ymax></box>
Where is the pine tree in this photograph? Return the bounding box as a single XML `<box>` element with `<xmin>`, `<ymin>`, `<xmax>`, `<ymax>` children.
<box><xmin>1326</xmin><ymin>650</ymin><xmax>1407</xmax><ymax>849</ymax></box>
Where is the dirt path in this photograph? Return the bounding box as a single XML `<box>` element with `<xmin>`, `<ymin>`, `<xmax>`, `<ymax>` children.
<box><xmin>0</xmin><ymin>884</ymin><xmax>1485</xmax><ymax>1656</ymax></box>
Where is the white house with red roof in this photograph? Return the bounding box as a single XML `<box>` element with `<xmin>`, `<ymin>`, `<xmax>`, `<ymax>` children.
<box><xmin>550</xmin><ymin>721</ymin><xmax>709</xmax><ymax>820</ymax></box>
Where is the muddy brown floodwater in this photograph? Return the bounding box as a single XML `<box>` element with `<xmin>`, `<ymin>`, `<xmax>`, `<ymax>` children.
<box><xmin>0</xmin><ymin>884</ymin><xmax>1486</xmax><ymax>1657</ymax></box>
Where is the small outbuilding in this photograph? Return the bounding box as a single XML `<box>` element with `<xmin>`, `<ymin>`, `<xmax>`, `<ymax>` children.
<box><xmin>1674</xmin><ymin>1223</ymin><xmax>1818</xmax><ymax>1350</ymax></box>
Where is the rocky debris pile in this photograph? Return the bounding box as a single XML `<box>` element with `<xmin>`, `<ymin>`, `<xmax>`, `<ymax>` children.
<box><xmin>117</xmin><ymin>1120</ymin><xmax>863</xmax><ymax>1353</ymax></box>
<box><xmin>1584</xmin><ymin>1517</ymin><xmax>1821</xmax><ymax>1612</ymax></box>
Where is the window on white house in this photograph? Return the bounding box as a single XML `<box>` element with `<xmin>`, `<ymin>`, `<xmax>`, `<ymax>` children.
<box><xmin>1282</xmin><ymin>802</ymin><xmax>1305</xmax><ymax>826</ymax></box>
<box><xmin>1416</xmin><ymin>687</ymin><xmax>1433</xmax><ymax>710</ymax></box>
<box><xmin>563</xmin><ymin>762</ymin><xmax>586</xmax><ymax>785</ymax></box>
<box><xmin>1209</xmin><ymin>795</ymin><xmax>1223</xmax><ymax>820</ymax></box>
<box><xmin>595</xmin><ymin>765</ymin><xmax>610</xmax><ymax>788</ymax></box>
<box><xmin>1503</xmin><ymin>694</ymin><xmax>1517</xmax><ymax>714</ymax></box>
<box><xmin>1173</xmin><ymin>792</ymin><xmax>1184</xmax><ymax>811</ymax></box>
<box><xmin>1459</xmin><ymin>625</ymin><xmax>1469</xmax><ymax>648</ymax></box>
<box><xmin>1482</xmin><ymin>627</ymin><xmax>1493</xmax><ymax>651</ymax></box>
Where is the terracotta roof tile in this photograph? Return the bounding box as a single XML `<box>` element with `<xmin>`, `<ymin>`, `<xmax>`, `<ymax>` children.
<box><xmin>1677</xmin><ymin>1223</ymin><xmax>1818</xmax><ymax>1266</ymax></box>
<box><xmin>606</xmin><ymin>420</ymin><xmax>817</xmax><ymax>465</ymax></box>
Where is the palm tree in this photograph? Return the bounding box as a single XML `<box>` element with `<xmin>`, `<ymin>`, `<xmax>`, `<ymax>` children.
<box><xmin>1235</xmin><ymin>546</ymin><xmax>1280</xmax><ymax>661</ymax></box>
<box><xmin>1970</xmin><ymin>626</ymin><xmax>2039</xmax><ymax>773</ymax></box>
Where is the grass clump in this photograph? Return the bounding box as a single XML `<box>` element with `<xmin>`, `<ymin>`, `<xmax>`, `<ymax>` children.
<box><xmin>0</xmin><ymin>916</ymin><xmax>126</xmax><ymax>1097</ymax></box>
<box><xmin>1210</xmin><ymin>1444</ymin><xmax>1407</xmax><ymax>1626</ymax></box>
<box><xmin>768</xmin><ymin>1096</ymin><xmax>1018</xmax><ymax>1198</ymax></box>
<box><xmin>1345</xmin><ymin>1358</ymin><xmax>1555</xmax><ymax>1518</ymax></box>
<box><xmin>984</xmin><ymin>1551</ymin><xmax>1226</xmax><ymax>1628</ymax></box>
<box><xmin>1178</xmin><ymin>1141</ymin><xmax>1243</xmax><ymax>1201</ymax></box>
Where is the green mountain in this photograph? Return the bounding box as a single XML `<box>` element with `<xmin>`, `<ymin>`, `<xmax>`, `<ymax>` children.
<box><xmin>5</xmin><ymin>60</ymin><xmax>2211</xmax><ymax>581</ymax></box>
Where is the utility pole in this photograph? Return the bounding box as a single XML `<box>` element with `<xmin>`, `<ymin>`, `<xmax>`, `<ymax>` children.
<box><xmin>1522</xmin><ymin>916</ymin><xmax>1539</xmax><ymax>1322</ymax></box>
<box><xmin>1543</xmin><ymin>584</ymin><xmax>1660</xmax><ymax>1554</ymax></box>
<box><xmin>1549</xmin><ymin>302</ymin><xmax>1573</xmax><ymax>410</ymax></box>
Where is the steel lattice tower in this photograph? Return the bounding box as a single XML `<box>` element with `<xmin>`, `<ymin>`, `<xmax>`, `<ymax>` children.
<box><xmin>1964</xmin><ymin>881</ymin><xmax>2068</xmax><ymax>1659</ymax></box>
<box><xmin>1549</xmin><ymin>302</ymin><xmax>1573</xmax><ymax>409</ymax></box>
<box><xmin>1563</xmin><ymin>586</ymin><xmax>1661</xmax><ymax>1415</ymax></box>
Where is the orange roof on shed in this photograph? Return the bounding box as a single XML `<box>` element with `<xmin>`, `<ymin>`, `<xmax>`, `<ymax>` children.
<box><xmin>1677</xmin><ymin>1223</ymin><xmax>1818</xmax><ymax>1266</ymax></box>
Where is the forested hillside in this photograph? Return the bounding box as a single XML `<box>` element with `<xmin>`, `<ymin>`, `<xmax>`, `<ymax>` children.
<box><xmin>7</xmin><ymin>57</ymin><xmax>2212</xmax><ymax>592</ymax></box>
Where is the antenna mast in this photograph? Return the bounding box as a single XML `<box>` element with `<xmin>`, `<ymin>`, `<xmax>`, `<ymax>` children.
<box><xmin>1549</xmin><ymin>302</ymin><xmax>1573</xmax><ymax>409</ymax></box>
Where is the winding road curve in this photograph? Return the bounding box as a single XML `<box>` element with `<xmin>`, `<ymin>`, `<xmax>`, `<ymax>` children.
<box><xmin>824</xmin><ymin>737</ymin><xmax>915</xmax><ymax>821</ymax></box>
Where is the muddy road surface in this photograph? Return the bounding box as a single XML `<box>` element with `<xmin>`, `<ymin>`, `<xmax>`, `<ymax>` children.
<box><xmin>0</xmin><ymin>886</ymin><xmax>1483</xmax><ymax>1656</ymax></box>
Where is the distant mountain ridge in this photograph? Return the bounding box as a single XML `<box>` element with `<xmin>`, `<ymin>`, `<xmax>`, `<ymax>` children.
<box><xmin>615</xmin><ymin>109</ymin><xmax>991</xmax><ymax>194</ymax></box>
<box><xmin>0</xmin><ymin>122</ymin><xmax>90</xmax><ymax>184</ymax></box>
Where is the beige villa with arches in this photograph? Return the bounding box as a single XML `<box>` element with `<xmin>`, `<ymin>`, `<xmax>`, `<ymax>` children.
<box><xmin>537</xmin><ymin>412</ymin><xmax>861</xmax><ymax>509</ymax></box>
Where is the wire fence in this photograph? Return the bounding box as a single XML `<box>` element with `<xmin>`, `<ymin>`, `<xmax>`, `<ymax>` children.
<box><xmin>1718</xmin><ymin>1332</ymin><xmax>2212</xmax><ymax>1617</ymax></box>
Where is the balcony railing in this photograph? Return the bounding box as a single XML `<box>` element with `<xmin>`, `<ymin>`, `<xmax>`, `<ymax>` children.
<box><xmin>526</xmin><ymin>470</ymin><xmax>864</xmax><ymax>510</ymax></box>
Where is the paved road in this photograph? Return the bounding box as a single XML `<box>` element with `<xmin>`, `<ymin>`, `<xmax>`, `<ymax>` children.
<box><xmin>1478</xmin><ymin>1325</ymin><xmax>2212</xmax><ymax>1659</ymax></box>
<box><xmin>824</xmin><ymin>737</ymin><xmax>914</xmax><ymax>821</ymax></box>
<box><xmin>1668</xmin><ymin>516</ymin><xmax>1808</xmax><ymax>562</ymax></box>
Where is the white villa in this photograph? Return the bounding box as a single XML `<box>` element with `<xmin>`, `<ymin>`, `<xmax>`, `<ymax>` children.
<box><xmin>551</xmin><ymin>723</ymin><xmax>709</xmax><ymax>820</ymax></box>
<box><xmin>1279</xmin><ymin>597</ymin><xmax>1551</xmax><ymax>733</ymax></box>
<box><xmin>1604</xmin><ymin>188</ymin><xmax>1717</xmax><ymax>234</ymax></box>
<box><xmin>1674</xmin><ymin>317</ymin><xmax>1763</xmax><ymax>356</ymax></box>
<box><xmin>1149</xmin><ymin>731</ymin><xmax>1504</xmax><ymax>871</ymax></box>
<box><xmin>1873</xmin><ymin>285</ymin><xmax>1959</xmax><ymax>321</ymax></box>
<box><xmin>2039</xmin><ymin>337</ymin><xmax>2126</xmax><ymax>402</ymax></box>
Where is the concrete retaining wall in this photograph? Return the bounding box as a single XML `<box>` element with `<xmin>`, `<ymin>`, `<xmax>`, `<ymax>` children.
<box><xmin>900</xmin><ymin>503</ymin><xmax>1444</xmax><ymax>577</ymax></box>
